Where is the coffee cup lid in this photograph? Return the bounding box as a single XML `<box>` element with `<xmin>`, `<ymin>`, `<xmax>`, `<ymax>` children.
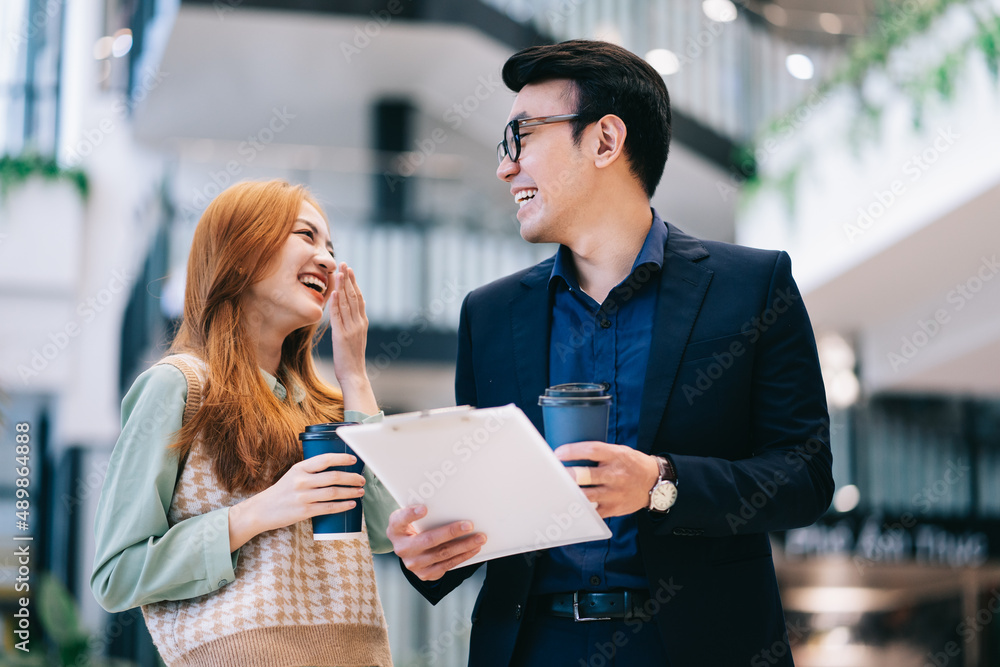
<box><xmin>298</xmin><ymin>421</ymin><xmax>358</xmax><ymax>441</ymax></box>
<box><xmin>538</xmin><ymin>382</ymin><xmax>611</xmax><ymax>405</ymax></box>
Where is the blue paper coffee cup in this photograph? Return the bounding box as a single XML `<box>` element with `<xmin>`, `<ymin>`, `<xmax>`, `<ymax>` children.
<box><xmin>538</xmin><ymin>383</ymin><xmax>611</xmax><ymax>468</ymax></box>
<box><xmin>299</xmin><ymin>422</ymin><xmax>364</xmax><ymax>540</ymax></box>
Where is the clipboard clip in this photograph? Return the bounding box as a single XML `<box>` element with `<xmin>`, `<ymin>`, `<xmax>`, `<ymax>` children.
<box><xmin>386</xmin><ymin>405</ymin><xmax>475</xmax><ymax>430</ymax></box>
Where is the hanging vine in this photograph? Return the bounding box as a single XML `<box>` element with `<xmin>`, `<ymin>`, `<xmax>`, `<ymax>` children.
<box><xmin>739</xmin><ymin>0</ymin><xmax>1000</xmax><ymax>213</ymax></box>
<box><xmin>0</xmin><ymin>153</ymin><xmax>89</xmax><ymax>201</ymax></box>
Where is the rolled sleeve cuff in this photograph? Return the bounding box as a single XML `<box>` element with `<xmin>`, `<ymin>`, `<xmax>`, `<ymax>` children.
<box><xmin>201</xmin><ymin>507</ymin><xmax>239</xmax><ymax>591</ymax></box>
<box><xmin>345</xmin><ymin>409</ymin><xmax>384</xmax><ymax>424</ymax></box>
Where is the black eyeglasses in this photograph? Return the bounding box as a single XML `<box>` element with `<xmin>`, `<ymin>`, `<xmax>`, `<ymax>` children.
<box><xmin>496</xmin><ymin>114</ymin><xmax>579</xmax><ymax>165</ymax></box>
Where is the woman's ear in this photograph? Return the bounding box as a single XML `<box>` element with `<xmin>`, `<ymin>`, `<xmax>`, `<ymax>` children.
<box><xmin>593</xmin><ymin>114</ymin><xmax>627</xmax><ymax>169</ymax></box>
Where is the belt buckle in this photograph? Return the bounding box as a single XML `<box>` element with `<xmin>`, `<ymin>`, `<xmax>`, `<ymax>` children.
<box><xmin>573</xmin><ymin>591</ymin><xmax>612</xmax><ymax>622</ymax></box>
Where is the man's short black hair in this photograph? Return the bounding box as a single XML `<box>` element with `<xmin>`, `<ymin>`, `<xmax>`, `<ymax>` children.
<box><xmin>502</xmin><ymin>39</ymin><xmax>672</xmax><ymax>199</ymax></box>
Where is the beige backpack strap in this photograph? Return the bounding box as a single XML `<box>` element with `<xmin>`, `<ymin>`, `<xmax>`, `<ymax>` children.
<box><xmin>155</xmin><ymin>354</ymin><xmax>206</xmax><ymax>425</ymax></box>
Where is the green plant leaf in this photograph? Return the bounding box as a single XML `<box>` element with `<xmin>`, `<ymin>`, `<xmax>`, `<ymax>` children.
<box><xmin>975</xmin><ymin>16</ymin><xmax>1000</xmax><ymax>81</ymax></box>
<box><xmin>37</xmin><ymin>575</ymin><xmax>90</xmax><ymax>649</ymax></box>
<box><xmin>0</xmin><ymin>153</ymin><xmax>88</xmax><ymax>201</ymax></box>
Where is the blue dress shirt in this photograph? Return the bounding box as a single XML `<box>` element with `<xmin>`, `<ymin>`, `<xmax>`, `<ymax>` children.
<box><xmin>532</xmin><ymin>211</ymin><xmax>668</xmax><ymax>595</ymax></box>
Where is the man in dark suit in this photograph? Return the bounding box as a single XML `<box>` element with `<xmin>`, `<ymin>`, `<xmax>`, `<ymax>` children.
<box><xmin>387</xmin><ymin>39</ymin><xmax>833</xmax><ymax>666</ymax></box>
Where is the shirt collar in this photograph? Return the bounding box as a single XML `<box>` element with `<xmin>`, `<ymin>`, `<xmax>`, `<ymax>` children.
<box><xmin>260</xmin><ymin>367</ymin><xmax>306</xmax><ymax>404</ymax></box>
<box><xmin>549</xmin><ymin>209</ymin><xmax>669</xmax><ymax>291</ymax></box>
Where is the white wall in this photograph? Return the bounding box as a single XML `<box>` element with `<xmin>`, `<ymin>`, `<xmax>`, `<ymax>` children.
<box><xmin>737</xmin><ymin>2</ymin><xmax>1000</xmax><ymax>397</ymax></box>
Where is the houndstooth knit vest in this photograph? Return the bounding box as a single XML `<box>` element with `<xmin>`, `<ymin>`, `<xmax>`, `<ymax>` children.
<box><xmin>141</xmin><ymin>354</ymin><xmax>392</xmax><ymax>667</ymax></box>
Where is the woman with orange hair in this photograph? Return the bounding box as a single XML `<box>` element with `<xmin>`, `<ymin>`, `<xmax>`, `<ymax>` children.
<box><xmin>91</xmin><ymin>180</ymin><xmax>395</xmax><ymax>666</ymax></box>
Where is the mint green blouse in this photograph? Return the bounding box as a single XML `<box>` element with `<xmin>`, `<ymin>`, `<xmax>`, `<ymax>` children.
<box><xmin>90</xmin><ymin>363</ymin><xmax>399</xmax><ymax>613</ymax></box>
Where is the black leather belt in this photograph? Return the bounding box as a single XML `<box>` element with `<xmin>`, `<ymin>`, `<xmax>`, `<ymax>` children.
<box><xmin>534</xmin><ymin>590</ymin><xmax>652</xmax><ymax>622</ymax></box>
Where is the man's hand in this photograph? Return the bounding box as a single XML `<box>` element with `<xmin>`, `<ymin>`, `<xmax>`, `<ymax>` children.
<box><xmin>387</xmin><ymin>505</ymin><xmax>487</xmax><ymax>581</ymax></box>
<box><xmin>554</xmin><ymin>442</ymin><xmax>660</xmax><ymax>518</ymax></box>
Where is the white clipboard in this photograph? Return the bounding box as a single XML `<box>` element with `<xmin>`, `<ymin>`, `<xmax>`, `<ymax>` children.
<box><xmin>337</xmin><ymin>404</ymin><xmax>612</xmax><ymax>569</ymax></box>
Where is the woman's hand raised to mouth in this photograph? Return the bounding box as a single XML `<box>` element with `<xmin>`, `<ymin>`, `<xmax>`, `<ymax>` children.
<box><xmin>328</xmin><ymin>262</ymin><xmax>378</xmax><ymax>415</ymax></box>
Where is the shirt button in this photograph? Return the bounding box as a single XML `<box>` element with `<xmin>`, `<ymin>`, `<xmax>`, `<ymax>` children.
<box><xmin>590</xmin><ymin>575</ymin><xmax>601</xmax><ymax>586</ymax></box>
<box><xmin>515</xmin><ymin>604</ymin><xmax>523</xmax><ymax>620</ymax></box>
<box><xmin>218</xmin><ymin>579</ymin><xmax>228</xmax><ymax>588</ymax></box>
<box><xmin>600</xmin><ymin>319</ymin><xmax>611</xmax><ymax>329</ymax></box>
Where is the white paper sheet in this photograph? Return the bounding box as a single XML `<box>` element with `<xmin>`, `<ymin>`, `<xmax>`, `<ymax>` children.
<box><xmin>337</xmin><ymin>404</ymin><xmax>612</xmax><ymax>569</ymax></box>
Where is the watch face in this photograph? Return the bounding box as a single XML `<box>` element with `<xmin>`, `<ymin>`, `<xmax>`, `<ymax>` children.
<box><xmin>651</xmin><ymin>482</ymin><xmax>677</xmax><ymax>511</ymax></box>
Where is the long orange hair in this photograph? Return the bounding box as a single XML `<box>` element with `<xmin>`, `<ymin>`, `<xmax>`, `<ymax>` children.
<box><xmin>169</xmin><ymin>180</ymin><xmax>345</xmax><ymax>494</ymax></box>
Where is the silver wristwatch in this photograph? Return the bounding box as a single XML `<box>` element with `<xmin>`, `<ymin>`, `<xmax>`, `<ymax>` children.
<box><xmin>648</xmin><ymin>456</ymin><xmax>678</xmax><ymax>513</ymax></box>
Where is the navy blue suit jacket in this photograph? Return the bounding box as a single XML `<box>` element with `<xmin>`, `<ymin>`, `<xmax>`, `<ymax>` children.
<box><xmin>402</xmin><ymin>222</ymin><xmax>834</xmax><ymax>666</ymax></box>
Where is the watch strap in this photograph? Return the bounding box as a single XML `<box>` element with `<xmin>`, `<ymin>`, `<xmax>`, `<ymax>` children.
<box><xmin>656</xmin><ymin>455</ymin><xmax>676</xmax><ymax>483</ymax></box>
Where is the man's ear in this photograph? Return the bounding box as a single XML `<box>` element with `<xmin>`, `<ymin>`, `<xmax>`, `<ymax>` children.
<box><xmin>593</xmin><ymin>114</ymin><xmax>627</xmax><ymax>169</ymax></box>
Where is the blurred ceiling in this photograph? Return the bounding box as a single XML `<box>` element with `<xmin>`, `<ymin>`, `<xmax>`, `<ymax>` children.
<box><xmin>134</xmin><ymin>3</ymin><xmax>741</xmax><ymax>240</ymax></box>
<box><xmin>745</xmin><ymin>0</ymin><xmax>879</xmax><ymax>41</ymax></box>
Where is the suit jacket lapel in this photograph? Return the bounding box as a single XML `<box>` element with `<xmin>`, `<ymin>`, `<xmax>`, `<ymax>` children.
<box><xmin>637</xmin><ymin>225</ymin><xmax>713</xmax><ymax>452</ymax></box>
<box><xmin>509</xmin><ymin>259</ymin><xmax>553</xmax><ymax>432</ymax></box>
